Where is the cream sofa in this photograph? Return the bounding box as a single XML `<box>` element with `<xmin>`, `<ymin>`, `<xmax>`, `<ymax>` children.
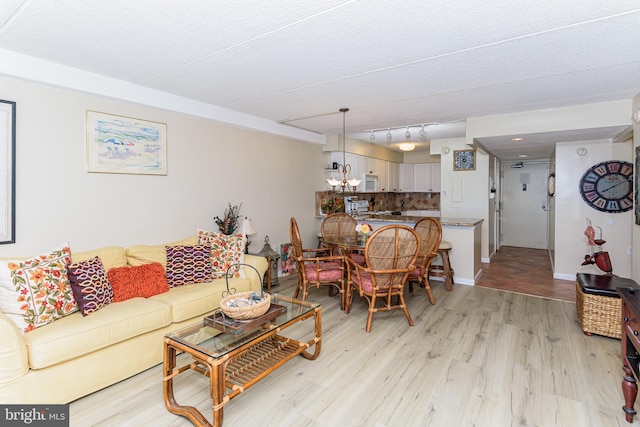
<box><xmin>0</xmin><ymin>235</ymin><xmax>268</xmax><ymax>404</ymax></box>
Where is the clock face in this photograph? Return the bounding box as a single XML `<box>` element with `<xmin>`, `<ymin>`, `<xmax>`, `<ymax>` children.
<box><xmin>579</xmin><ymin>160</ymin><xmax>633</xmax><ymax>213</ymax></box>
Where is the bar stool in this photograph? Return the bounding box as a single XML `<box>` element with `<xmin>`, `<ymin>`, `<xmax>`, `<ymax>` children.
<box><xmin>429</xmin><ymin>241</ymin><xmax>454</xmax><ymax>291</ymax></box>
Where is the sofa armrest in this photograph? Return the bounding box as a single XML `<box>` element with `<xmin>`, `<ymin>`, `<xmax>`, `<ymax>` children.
<box><xmin>0</xmin><ymin>311</ymin><xmax>29</xmax><ymax>384</ymax></box>
<box><xmin>243</xmin><ymin>255</ymin><xmax>269</xmax><ymax>291</ymax></box>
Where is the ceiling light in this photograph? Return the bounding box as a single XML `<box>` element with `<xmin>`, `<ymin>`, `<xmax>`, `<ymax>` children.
<box><xmin>518</xmin><ymin>154</ymin><xmax>528</xmax><ymax>158</ymax></box>
<box><xmin>398</xmin><ymin>143</ymin><xmax>415</xmax><ymax>151</ymax></box>
<box><xmin>510</xmin><ymin>137</ymin><xmax>524</xmax><ymax>141</ymax></box>
<box><xmin>386</xmin><ymin>129</ymin><xmax>392</xmax><ymax>142</ymax></box>
<box><xmin>405</xmin><ymin>127</ymin><xmax>411</xmax><ymax>139</ymax></box>
<box><xmin>419</xmin><ymin>125</ymin><xmax>429</xmax><ymax>142</ymax></box>
<box><xmin>326</xmin><ymin>108</ymin><xmax>361</xmax><ymax>193</ymax></box>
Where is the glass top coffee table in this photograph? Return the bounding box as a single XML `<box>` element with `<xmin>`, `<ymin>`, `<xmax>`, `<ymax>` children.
<box><xmin>163</xmin><ymin>293</ymin><xmax>321</xmax><ymax>427</ymax></box>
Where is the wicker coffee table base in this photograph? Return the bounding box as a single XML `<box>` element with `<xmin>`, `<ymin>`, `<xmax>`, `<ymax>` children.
<box><xmin>163</xmin><ymin>306</ymin><xmax>321</xmax><ymax>427</ymax></box>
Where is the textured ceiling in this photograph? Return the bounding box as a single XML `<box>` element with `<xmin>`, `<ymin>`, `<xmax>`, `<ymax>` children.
<box><xmin>0</xmin><ymin>0</ymin><xmax>639</xmax><ymax>158</ymax></box>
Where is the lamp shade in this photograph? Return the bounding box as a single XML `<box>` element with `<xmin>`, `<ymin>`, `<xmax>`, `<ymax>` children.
<box><xmin>242</xmin><ymin>217</ymin><xmax>256</xmax><ymax>235</ymax></box>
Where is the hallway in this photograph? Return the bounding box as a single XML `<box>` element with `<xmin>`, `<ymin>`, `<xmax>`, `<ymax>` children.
<box><xmin>475</xmin><ymin>246</ymin><xmax>576</xmax><ymax>303</ymax></box>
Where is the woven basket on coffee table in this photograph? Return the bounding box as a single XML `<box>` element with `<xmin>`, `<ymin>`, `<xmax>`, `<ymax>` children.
<box><xmin>220</xmin><ymin>263</ymin><xmax>270</xmax><ymax>320</ymax></box>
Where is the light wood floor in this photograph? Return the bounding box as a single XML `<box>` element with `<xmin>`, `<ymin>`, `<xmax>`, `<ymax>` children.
<box><xmin>69</xmin><ymin>274</ymin><xmax>638</xmax><ymax>427</ymax></box>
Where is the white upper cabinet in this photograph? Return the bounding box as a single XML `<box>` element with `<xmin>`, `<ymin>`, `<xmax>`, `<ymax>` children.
<box><xmin>399</xmin><ymin>164</ymin><xmax>414</xmax><ymax>192</ymax></box>
<box><xmin>399</xmin><ymin>163</ymin><xmax>441</xmax><ymax>192</ymax></box>
<box><xmin>324</xmin><ymin>154</ymin><xmax>439</xmax><ymax>193</ymax></box>
<box><xmin>429</xmin><ymin>162</ymin><xmax>441</xmax><ymax>192</ymax></box>
<box><xmin>387</xmin><ymin>162</ymin><xmax>399</xmax><ymax>192</ymax></box>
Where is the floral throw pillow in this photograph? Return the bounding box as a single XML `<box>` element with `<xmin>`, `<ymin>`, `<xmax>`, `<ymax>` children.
<box><xmin>67</xmin><ymin>256</ymin><xmax>114</xmax><ymax>316</ymax></box>
<box><xmin>197</xmin><ymin>229</ymin><xmax>246</xmax><ymax>278</ymax></box>
<box><xmin>0</xmin><ymin>243</ymin><xmax>77</xmax><ymax>334</ymax></box>
<box><xmin>165</xmin><ymin>245</ymin><xmax>213</xmax><ymax>288</ymax></box>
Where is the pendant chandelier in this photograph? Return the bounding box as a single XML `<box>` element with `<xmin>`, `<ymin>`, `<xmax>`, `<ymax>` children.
<box><xmin>326</xmin><ymin>108</ymin><xmax>362</xmax><ymax>193</ymax></box>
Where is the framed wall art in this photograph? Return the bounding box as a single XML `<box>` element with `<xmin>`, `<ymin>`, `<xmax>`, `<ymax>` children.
<box><xmin>0</xmin><ymin>99</ymin><xmax>15</xmax><ymax>244</ymax></box>
<box><xmin>86</xmin><ymin>111</ymin><xmax>167</xmax><ymax>175</ymax></box>
<box><xmin>635</xmin><ymin>146</ymin><xmax>640</xmax><ymax>225</ymax></box>
<box><xmin>280</xmin><ymin>243</ymin><xmax>295</xmax><ymax>276</ymax></box>
<box><xmin>453</xmin><ymin>149</ymin><xmax>476</xmax><ymax>171</ymax></box>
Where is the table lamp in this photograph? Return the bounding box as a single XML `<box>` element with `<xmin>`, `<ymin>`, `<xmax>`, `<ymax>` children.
<box><xmin>242</xmin><ymin>217</ymin><xmax>257</xmax><ymax>254</ymax></box>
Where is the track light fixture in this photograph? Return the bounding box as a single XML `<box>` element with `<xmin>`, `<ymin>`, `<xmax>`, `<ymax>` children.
<box><xmin>366</xmin><ymin>123</ymin><xmax>436</xmax><ymax>143</ymax></box>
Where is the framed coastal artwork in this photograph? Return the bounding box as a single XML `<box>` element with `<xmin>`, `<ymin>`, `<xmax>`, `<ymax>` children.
<box><xmin>0</xmin><ymin>99</ymin><xmax>15</xmax><ymax>244</ymax></box>
<box><xmin>86</xmin><ymin>111</ymin><xmax>167</xmax><ymax>175</ymax></box>
<box><xmin>280</xmin><ymin>243</ymin><xmax>295</xmax><ymax>276</ymax></box>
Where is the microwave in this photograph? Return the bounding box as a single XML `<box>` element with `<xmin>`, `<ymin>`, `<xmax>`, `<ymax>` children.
<box><xmin>363</xmin><ymin>174</ymin><xmax>378</xmax><ymax>192</ymax></box>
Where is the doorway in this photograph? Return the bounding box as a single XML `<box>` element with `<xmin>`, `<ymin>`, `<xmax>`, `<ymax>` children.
<box><xmin>501</xmin><ymin>161</ymin><xmax>549</xmax><ymax>249</ymax></box>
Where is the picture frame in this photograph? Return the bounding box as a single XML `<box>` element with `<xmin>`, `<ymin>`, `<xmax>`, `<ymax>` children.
<box><xmin>453</xmin><ymin>149</ymin><xmax>476</xmax><ymax>171</ymax></box>
<box><xmin>0</xmin><ymin>99</ymin><xmax>15</xmax><ymax>244</ymax></box>
<box><xmin>280</xmin><ymin>243</ymin><xmax>295</xmax><ymax>276</ymax></box>
<box><xmin>635</xmin><ymin>146</ymin><xmax>640</xmax><ymax>225</ymax></box>
<box><xmin>86</xmin><ymin>111</ymin><xmax>167</xmax><ymax>175</ymax></box>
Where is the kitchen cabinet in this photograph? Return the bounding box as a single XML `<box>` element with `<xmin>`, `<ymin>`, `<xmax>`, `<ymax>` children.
<box><xmin>428</xmin><ymin>162</ymin><xmax>441</xmax><ymax>192</ymax></box>
<box><xmin>387</xmin><ymin>162</ymin><xmax>399</xmax><ymax>192</ymax></box>
<box><xmin>399</xmin><ymin>164</ymin><xmax>414</xmax><ymax>192</ymax></box>
<box><xmin>413</xmin><ymin>163</ymin><xmax>430</xmax><ymax>191</ymax></box>
<box><xmin>398</xmin><ymin>163</ymin><xmax>440</xmax><ymax>192</ymax></box>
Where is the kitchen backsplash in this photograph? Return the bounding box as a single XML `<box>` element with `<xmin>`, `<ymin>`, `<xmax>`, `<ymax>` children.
<box><xmin>316</xmin><ymin>191</ymin><xmax>440</xmax><ymax>215</ymax></box>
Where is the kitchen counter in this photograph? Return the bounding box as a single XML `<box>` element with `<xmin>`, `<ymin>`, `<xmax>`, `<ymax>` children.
<box><xmin>355</xmin><ymin>215</ymin><xmax>483</xmax><ymax>286</ymax></box>
<box><xmin>315</xmin><ymin>213</ymin><xmax>483</xmax><ymax>285</ymax></box>
<box><xmin>354</xmin><ymin>214</ymin><xmax>481</xmax><ymax>228</ymax></box>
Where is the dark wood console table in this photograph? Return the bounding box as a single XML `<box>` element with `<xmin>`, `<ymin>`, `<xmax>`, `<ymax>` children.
<box><xmin>618</xmin><ymin>287</ymin><xmax>640</xmax><ymax>422</ymax></box>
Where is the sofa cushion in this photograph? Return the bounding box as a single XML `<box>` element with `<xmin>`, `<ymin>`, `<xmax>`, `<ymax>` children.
<box><xmin>72</xmin><ymin>246</ymin><xmax>127</xmax><ymax>270</ymax></box>
<box><xmin>23</xmin><ymin>297</ymin><xmax>172</xmax><ymax>369</ymax></box>
<box><xmin>197</xmin><ymin>229</ymin><xmax>246</xmax><ymax>278</ymax></box>
<box><xmin>0</xmin><ymin>243</ymin><xmax>77</xmax><ymax>334</ymax></box>
<box><xmin>68</xmin><ymin>256</ymin><xmax>114</xmax><ymax>316</ymax></box>
<box><xmin>165</xmin><ymin>245</ymin><xmax>212</xmax><ymax>288</ymax></box>
<box><xmin>125</xmin><ymin>235</ymin><xmax>198</xmax><ymax>267</ymax></box>
<box><xmin>107</xmin><ymin>263</ymin><xmax>169</xmax><ymax>301</ymax></box>
<box><xmin>150</xmin><ymin>277</ymin><xmax>255</xmax><ymax>322</ymax></box>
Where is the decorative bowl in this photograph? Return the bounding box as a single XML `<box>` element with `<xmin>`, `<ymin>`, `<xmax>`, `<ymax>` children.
<box><xmin>219</xmin><ymin>291</ymin><xmax>271</xmax><ymax>320</ymax></box>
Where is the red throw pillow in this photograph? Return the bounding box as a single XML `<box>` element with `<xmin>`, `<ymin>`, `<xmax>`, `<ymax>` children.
<box><xmin>107</xmin><ymin>263</ymin><xmax>168</xmax><ymax>302</ymax></box>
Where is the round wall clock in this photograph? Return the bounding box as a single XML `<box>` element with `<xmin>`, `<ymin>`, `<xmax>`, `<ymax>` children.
<box><xmin>579</xmin><ymin>160</ymin><xmax>633</xmax><ymax>213</ymax></box>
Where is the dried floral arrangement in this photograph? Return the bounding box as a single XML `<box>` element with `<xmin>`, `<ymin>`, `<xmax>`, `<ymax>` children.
<box><xmin>214</xmin><ymin>203</ymin><xmax>242</xmax><ymax>235</ymax></box>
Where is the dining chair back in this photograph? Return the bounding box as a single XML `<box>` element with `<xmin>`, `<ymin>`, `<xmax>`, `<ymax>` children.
<box><xmin>408</xmin><ymin>217</ymin><xmax>442</xmax><ymax>304</ymax></box>
<box><xmin>321</xmin><ymin>212</ymin><xmax>365</xmax><ymax>265</ymax></box>
<box><xmin>345</xmin><ymin>225</ymin><xmax>420</xmax><ymax>332</ymax></box>
<box><xmin>290</xmin><ymin>217</ymin><xmax>347</xmax><ymax>309</ymax></box>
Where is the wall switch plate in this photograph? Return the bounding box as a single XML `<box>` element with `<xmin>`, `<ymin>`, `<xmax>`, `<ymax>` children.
<box><xmin>627</xmin><ymin>246</ymin><xmax>633</xmax><ymax>256</ymax></box>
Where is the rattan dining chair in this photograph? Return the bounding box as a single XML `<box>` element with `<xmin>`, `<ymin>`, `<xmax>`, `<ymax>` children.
<box><xmin>321</xmin><ymin>212</ymin><xmax>365</xmax><ymax>265</ymax></box>
<box><xmin>345</xmin><ymin>225</ymin><xmax>420</xmax><ymax>332</ymax></box>
<box><xmin>290</xmin><ymin>217</ymin><xmax>347</xmax><ymax>309</ymax></box>
<box><xmin>407</xmin><ymin>217</ymin><xmax>442</xmax><ymax>304</ymax></box>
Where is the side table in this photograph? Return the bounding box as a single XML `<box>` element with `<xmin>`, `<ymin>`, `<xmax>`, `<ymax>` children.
<box><xmin>618</xmin><ymin>286</ymin><xmax>640</xmax><ymax>423</ymax></box>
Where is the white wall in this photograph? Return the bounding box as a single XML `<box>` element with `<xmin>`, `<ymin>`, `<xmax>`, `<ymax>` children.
<box><xmin>430</xmin><ymin>137</ymin><xmax>488</xmax><ymax>224</ymax></box>
<box><xmin>555</xmin><ymin>140</ymin><xmax>633</xmax><ymax>279</ymax></box>
<box><xmin>463</xmin><ymin>100</ymin><xmax>633</xmax><ymax>264</ymax></box>
<box><xmin>0</xmin><ymin>76</ymin><xmax>325</xmax><ymax>258</ymax></box>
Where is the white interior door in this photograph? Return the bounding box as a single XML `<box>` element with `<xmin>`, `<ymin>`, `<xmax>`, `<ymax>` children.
<box><xmin>501</xmin><ymin>162</ymin><xmax>549</xmax><ymax>249</ymax></box>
